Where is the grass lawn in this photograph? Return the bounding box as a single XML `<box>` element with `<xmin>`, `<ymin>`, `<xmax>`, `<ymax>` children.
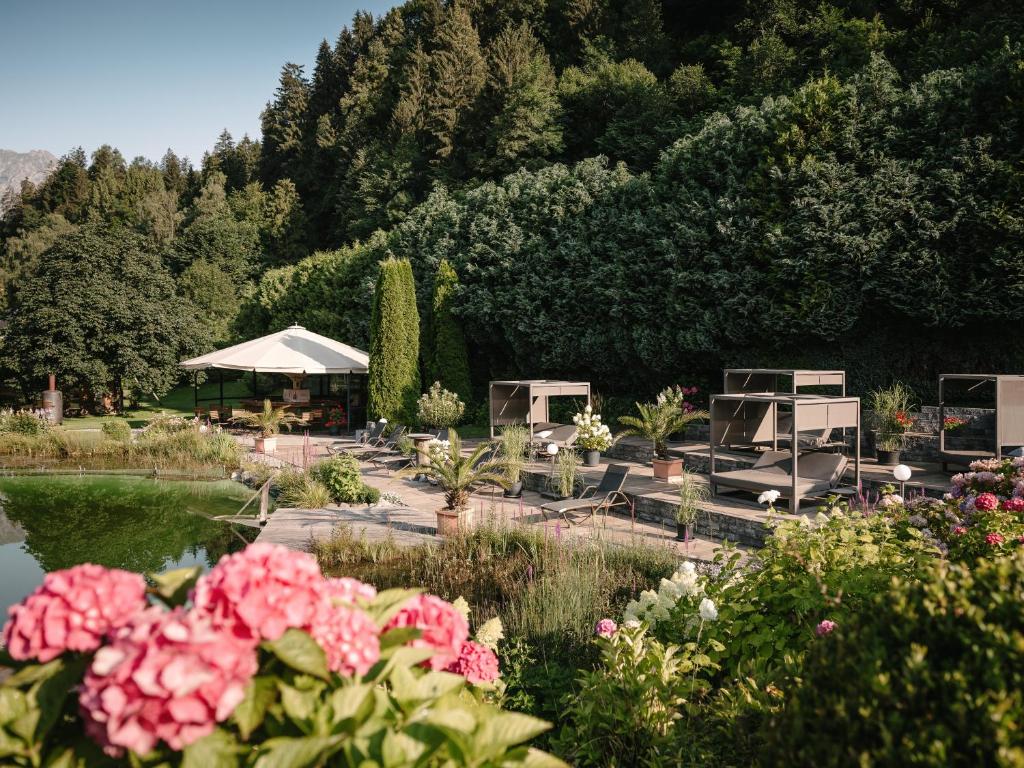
<box><xmin>59</xmin><ymin>379</ymin><xmax>254</xmax><ymax>430</ymax></box>
<box><xmin>59</xmin><ymin>380</ymin><xmax>494</xmax><ymax>436</ymax></box>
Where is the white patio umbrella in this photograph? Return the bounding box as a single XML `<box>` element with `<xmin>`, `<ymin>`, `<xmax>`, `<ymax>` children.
<box><xmin>180</xmin><ymin>324</ymin><xmax>368</xmax><ymax>375</ymax></box>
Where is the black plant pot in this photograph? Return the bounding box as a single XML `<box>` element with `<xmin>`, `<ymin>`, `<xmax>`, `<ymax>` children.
<box><xmin>676</xmin><ymin>521</ymin><xmax>695</xmax><ymax>541</ymax></box>
<box><xmin>876</xmin><ymin>449</ymin><xmax>902</xmax><ymax>466</ymax></box>
<box><xmin>504</xmin><ymin>480</ymin><xmax>523</xmax><ymax>498</ymax></box>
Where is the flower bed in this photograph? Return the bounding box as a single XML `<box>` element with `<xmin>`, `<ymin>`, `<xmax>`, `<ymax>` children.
<box><xmin>0</xmin><ymin>543</ymin><xmax>562</xmax><ymax>766</ymax></box>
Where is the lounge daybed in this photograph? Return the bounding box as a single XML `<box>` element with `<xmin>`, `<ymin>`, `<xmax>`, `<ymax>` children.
<box><xmin>939</xmin><ymin>374</ymin><xmax>1024</xmax><ymax>470</ymax></box>
<box><xmin>723</xmin><ymin>368</ymin><xmax>846</xmax><ymax>395</ymax></box>
<box><xmin>709</xmin><ymin>393</ymin><xmax>861</xmax><ymax>514</ymax></box>
<box><xmin>711</xmin><ymin>451</ymin><xmax>848</xmax><ymax>504</ymax></box>
<box><xmin>533</xmin><ymin>423</ymin><xmax>578</xmax><ymax>453</ymax></box>
<box><xmin>489</xmin><ymin>379</ymin><xmax>590</xmax><ymax>439</ymax></box>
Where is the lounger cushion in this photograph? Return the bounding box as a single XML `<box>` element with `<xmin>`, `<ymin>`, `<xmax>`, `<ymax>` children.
<box><xmin>714</xmin><ymin>451</ymin><xmax>847</xmax><ymax>496</ymax></box>
<box><xmin>750</xmin><ymin>451</ymin><xmax>847</xmax><ymax>484</ymax></box>
<box><xmin>710</xmin><ymin>469</ymin><xmax>831</xmax><ymax>497</ymax></box>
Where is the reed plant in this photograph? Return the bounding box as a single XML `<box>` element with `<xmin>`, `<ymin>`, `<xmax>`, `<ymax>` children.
<box><xmin>276</xmin><ymin>469</ymin><xmax>333</xmax><ymax>509</ymax></box>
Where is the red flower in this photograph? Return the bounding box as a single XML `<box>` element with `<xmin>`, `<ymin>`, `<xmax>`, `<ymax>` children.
<box><xmin>952</xmin><ymin>525</ymin><xmax>968</xmax><ymax>535</ymax></box>
<box><xmin>975</xmin><ymin>493</ymin><xmax>1000</xmax><ymax>512</ymax></box>
<box><xmin>986</xmin><ymin>533</ymin><xmax>1005</xmax><ymax>546</ymax></box>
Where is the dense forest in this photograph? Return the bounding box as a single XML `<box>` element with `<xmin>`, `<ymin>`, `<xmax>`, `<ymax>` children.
<box><xmin>2</xmin><ymin>0</ymin><xmax>1023</xmax><ymax>405</ymax></box>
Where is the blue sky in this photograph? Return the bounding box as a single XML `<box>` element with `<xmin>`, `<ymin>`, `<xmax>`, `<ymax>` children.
<box><xmin>1</xmin><ymin>0</ymin><xmax>397</xmax><ymax>165</ymax></box>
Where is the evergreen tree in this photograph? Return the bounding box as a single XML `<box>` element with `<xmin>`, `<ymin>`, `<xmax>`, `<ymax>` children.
<box><xmin>485</xmin><ymin>22</ymin><xmax>563</xmax><ymax>174</ymax></box>
<box><xmin>39</xmin><ymin>149</ymin><xmax>90</xmax><ymax>222</ymax></box>
<box><xmin>261</xmin><ymin>179</ymin><xmax>309</xmax><ymax>267</ymax></box>
<box><xmin>368</xmin><ymin>258</ymin><xmax>421</xmax><ymax>421</ymax></box>
<box><xmin>259</xmin><ymin>63</ymin><xmax>310</xmax><ymax>185</ymax></box>
<box><xmin>425</xmin><ymin>3</ymin><xmax>487</xmax><ymax>166</ymax></box>
<box><xmin>427</xmin><ymin>259</ymin><xmax>472</xmax><ymax>404</ymax></box>
<box><xmin>160</xmin><ymin>149</ymin><xmax>186</xmax><ymax>194</ymax></box>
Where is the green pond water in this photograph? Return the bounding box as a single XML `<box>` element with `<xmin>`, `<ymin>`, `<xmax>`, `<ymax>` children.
<box><xmin>0</xmin><ymin>475</ymin><xmax>260</xmax><ymax>617</ymax></box>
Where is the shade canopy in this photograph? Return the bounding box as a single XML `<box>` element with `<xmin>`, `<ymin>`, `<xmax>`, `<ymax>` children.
<box><xmin>180</xmin><ymin>325</ymin><xmax>369</xmax><ymax>375</ymax></box>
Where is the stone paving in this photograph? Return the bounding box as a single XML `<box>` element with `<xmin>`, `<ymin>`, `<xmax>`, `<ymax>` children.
<box><xmin>246</xmin><ymin>430</ymin><xmax>955</xmax><ymax>559</ymax></box>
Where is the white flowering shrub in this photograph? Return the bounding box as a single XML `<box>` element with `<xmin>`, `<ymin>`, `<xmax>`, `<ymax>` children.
<box><xmin>623</xmin><ymin>561</ymin><xmax>704</xmax><ymax>628</ymax></box>
<box><xmin>573</xmin><ymin>405</ymin><xmax>612</xmax><ymax>451</ymax></box>
<box><xmin>417</xmin><ymin>382</ymin><xmax>466</xmax><ymax>428</ymax></box>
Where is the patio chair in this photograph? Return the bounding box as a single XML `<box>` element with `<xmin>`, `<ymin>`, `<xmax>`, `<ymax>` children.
<box><xmin>351</xmin><ymin>425</ymin><xmax>407</xmax><ymax>461</ymax></box>
<box><xmin>327</xmin><ymin>420</ymin><xmax>389</xmax><ymax>456</ymax></box>
<box><xmin>539</xmin><ymin>464</ymin><xmax>631</xmax><ymax>526</ymax></box>
<box><xmin>366</xmin><ymin>450</ymin><xmax>416</xmax><ymax>475</ymax></box>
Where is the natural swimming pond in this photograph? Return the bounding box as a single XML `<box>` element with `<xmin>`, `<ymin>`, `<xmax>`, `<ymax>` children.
<box><xmin>0</xmin><ymin>474</ymin><xmax>261</xmax><ymax>617</ymax></box>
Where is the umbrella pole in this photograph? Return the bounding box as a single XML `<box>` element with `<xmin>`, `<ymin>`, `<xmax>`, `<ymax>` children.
<box><xmin>193</xmin><ymin>372</ymin><xmax>198</xmax><ymax>411</ymax></box>
<box><xmin>219</xmin><ymin>369</ymin><xmax>224</xmax><ymax>410</ymax></box>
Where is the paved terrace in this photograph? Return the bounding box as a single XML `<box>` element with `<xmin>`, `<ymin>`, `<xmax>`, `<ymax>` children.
<box><xmin>239</xmin><ymin>432</ymin><xmax>955</xmax><ymax>559</ymax></box>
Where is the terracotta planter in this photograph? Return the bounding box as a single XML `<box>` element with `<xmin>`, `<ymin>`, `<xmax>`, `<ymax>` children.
<box><xmin>583</xmin><ymin>449</ymin><xmax>601</xmax><ymax>467</ymax></box>
<box><xmin>436</xmin><ymin>508</ymin><xmax>473</xmax><ymax>536</ymax></box>
<box><xmin>652</xmin><ymin>457</ymin><xmax>683</xmax><ymax>481</ymax></box>
<box><xmin>254</xmin><ymin>436</ymin><xmax>277</xmax><ymax>454</ymax></box>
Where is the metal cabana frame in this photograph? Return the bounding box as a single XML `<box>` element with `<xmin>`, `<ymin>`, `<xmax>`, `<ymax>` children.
<box><xmin>709</xmin><ymin>392</ymin><xmax>861</xmax><ymax>513</ymax></box>
<box><xmin>489</xmin><ymin>380</ymin><xmax>591</xmax><ymax>438</ymax></box>
<box><xmin>939</xmin><ymin>374</ymin><xmax>1024</xmax><ymax>470</ymax></box>
<box><xmin>723</xmin><ymin>368</ymin><xmax>846</xmax><ymax>395</ymax></box>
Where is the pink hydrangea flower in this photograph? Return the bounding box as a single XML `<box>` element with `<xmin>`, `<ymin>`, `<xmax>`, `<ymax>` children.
<box><xmin>308</xmin><ymin>603</ymin><xmax>380</xmax><ymax>677</ymax></box>
<box><xmin>815</xmin><ymin>619</ymin><xmax>837</xmax><ymax>637</ymax></box>
<box><xmin>951</xmin><ymin>525</ymin><xmax>968</xmax><ymax>536</ymax></box>
<box><xmin>974</xmin><ymin>492</ymin><xmax>1000</xmax><ymax>512</ymax></box>
<box><xmin>322</xmin><ymin>577</ymin><xmax>377</xmax><ymax>606</ymax></box>
<box><xmin>385</xmin><ymin>594</ymin><xmax>468</xmax><ymax>670</ymax></box>
<box><xmin>594</xmin><ymin>618</ymin><xmax>618</xmax><ymax>638</ymax></box>
<box><xmin>3</xmin><ymin>564</ymin><xmax>146</xmax><ymax>662</ymax></box>
<box><xmin>79</xmin><ymin>607</ymin><xmax>257</xmax><ymax>756</ymax></box>
<box><xmin>1002</xmin><ymin>497</ymin><xmax>1024</xmax><ymax>513</ymax></box>
<box><xmin>986</xmin><ymin>532</ymin><xmax>1005</xmax><ymax>546</ymax></box>
<box><xmin>445</xmin><ymin>640</ymin><xmax>500</xmax><ymax>684</ymax></box>
<box><xmin>191</xmin><ymin>543</ymin><xmax>324</xmax><ymax>642</ymax></box>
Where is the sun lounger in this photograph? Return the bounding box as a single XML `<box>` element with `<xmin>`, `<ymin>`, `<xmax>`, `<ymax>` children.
<box><xmin>540</xmin><ymin>464</ymin><xmax>631</xmax><ymax>526</ymax></box>
<box><xmin>710</xmin><ymin>450</ymin><xmax>848</xmax><ymax>513</ymax></box>
<box><xmin>532</xmin><ymin>423</ymin><xmax>578</xmax><ymax>454</ymax></box>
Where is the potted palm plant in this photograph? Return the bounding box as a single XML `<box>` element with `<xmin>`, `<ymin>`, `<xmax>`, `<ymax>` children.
<box><xmin>498</xmin><ymin>424</ymin><xmax>530</xmax><ymax>498</ymax></box>
<box><xmin>868</xmin><ymin>382</ymin><xmax>916</xmax><ymax>465</ymax></box>
<box><xmin>676</xmin><ymin>471</ymin><xmax>709</xmax><ymax>541</ymax></box>
<box><xmin>231</xmin><ymin>398</ymin><xmax>303</xmax><ymax>454</ymax></box>
<box><xmin>400</xmin><ymin>430</ymin><xmax>510</xmax><ymax>535</ymax></box>
<box><xmin>617</xmin><ymin>400</ymin><xmax>710</xmax><ymax>480</ymax></box>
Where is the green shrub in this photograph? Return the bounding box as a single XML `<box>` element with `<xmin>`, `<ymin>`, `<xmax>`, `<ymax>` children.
<box><xmin>416</xmin><ymin>381</ymin><xmax>466</xmax><ymax>428</ymax></box>
<box><xmin>762</xmin><ymin>551</ymin><xmax>1024</xmax><ymax>766</ymax></box>
<box><xmin>100</xmin><ymin>418</ymin><xmax>132</xmax><ymax>443</ymax></box>
<box><xmin>556</xmin><ymin>626</ymin><xmax>706</xmax><ymax>767</ymax></box>
<box><xmin>276</xmin><ymin>469</ymin><xmax>333</xmax><ymax>509</ymax></box>
<box><xmin>310</xmin><ymin>454</ymin><xmax>381</xmax><ymax>504</ymax></box>
<box><xmin>657</xmin><ymin>507</ymin><xmax>935</xmax><ymax>680</ymax></box>
<box><xmin>426</xmin><ymin>259</ymin><xmax>472</xmax><ymax>404</ymax></box>
<box><xmin>0</xmin><ymin>410</ymin><xmax>48</xmax><ymax>436</ymax></box>
<box><xmin>367</xmin><ymin>258</ymin><xmax>420</xmax><ymax>422</ymax></box>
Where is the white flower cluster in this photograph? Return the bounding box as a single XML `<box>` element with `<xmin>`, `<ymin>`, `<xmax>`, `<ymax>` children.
<box><xmin>427</xmin><ymin>438</ymin><xmax>452</xmax><ymax>462</ymax></box>
<box><xmin>573</xmin><ymin>405</ymin><xmax>613</xmax><ymax>451</ymax></box>
<box><xmin>623</xmin><ymin>561</ymin><xmax>703</xmax><ymax>628</ymax></box>
<box><xmin>475</xmin><ymin>617</ymin><xmax>504</xmax><ymax>651</ymax></box>
<box><xmin>453</xmin><ymin>595</ymin><xmax>504</xmax><ymax>651</ymax></box>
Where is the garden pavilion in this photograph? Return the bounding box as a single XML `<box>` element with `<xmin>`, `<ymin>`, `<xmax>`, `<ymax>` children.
<box><xmin>180</xmin><ymin>325</ymin><xmax>369</xmax><ymax>425</ymax></box>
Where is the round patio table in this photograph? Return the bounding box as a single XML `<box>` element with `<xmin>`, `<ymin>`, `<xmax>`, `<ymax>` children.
<box><xmin>408</xmin><ymin>433</ymin><xmax>436</xmax><ymax>480</ymax></box>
